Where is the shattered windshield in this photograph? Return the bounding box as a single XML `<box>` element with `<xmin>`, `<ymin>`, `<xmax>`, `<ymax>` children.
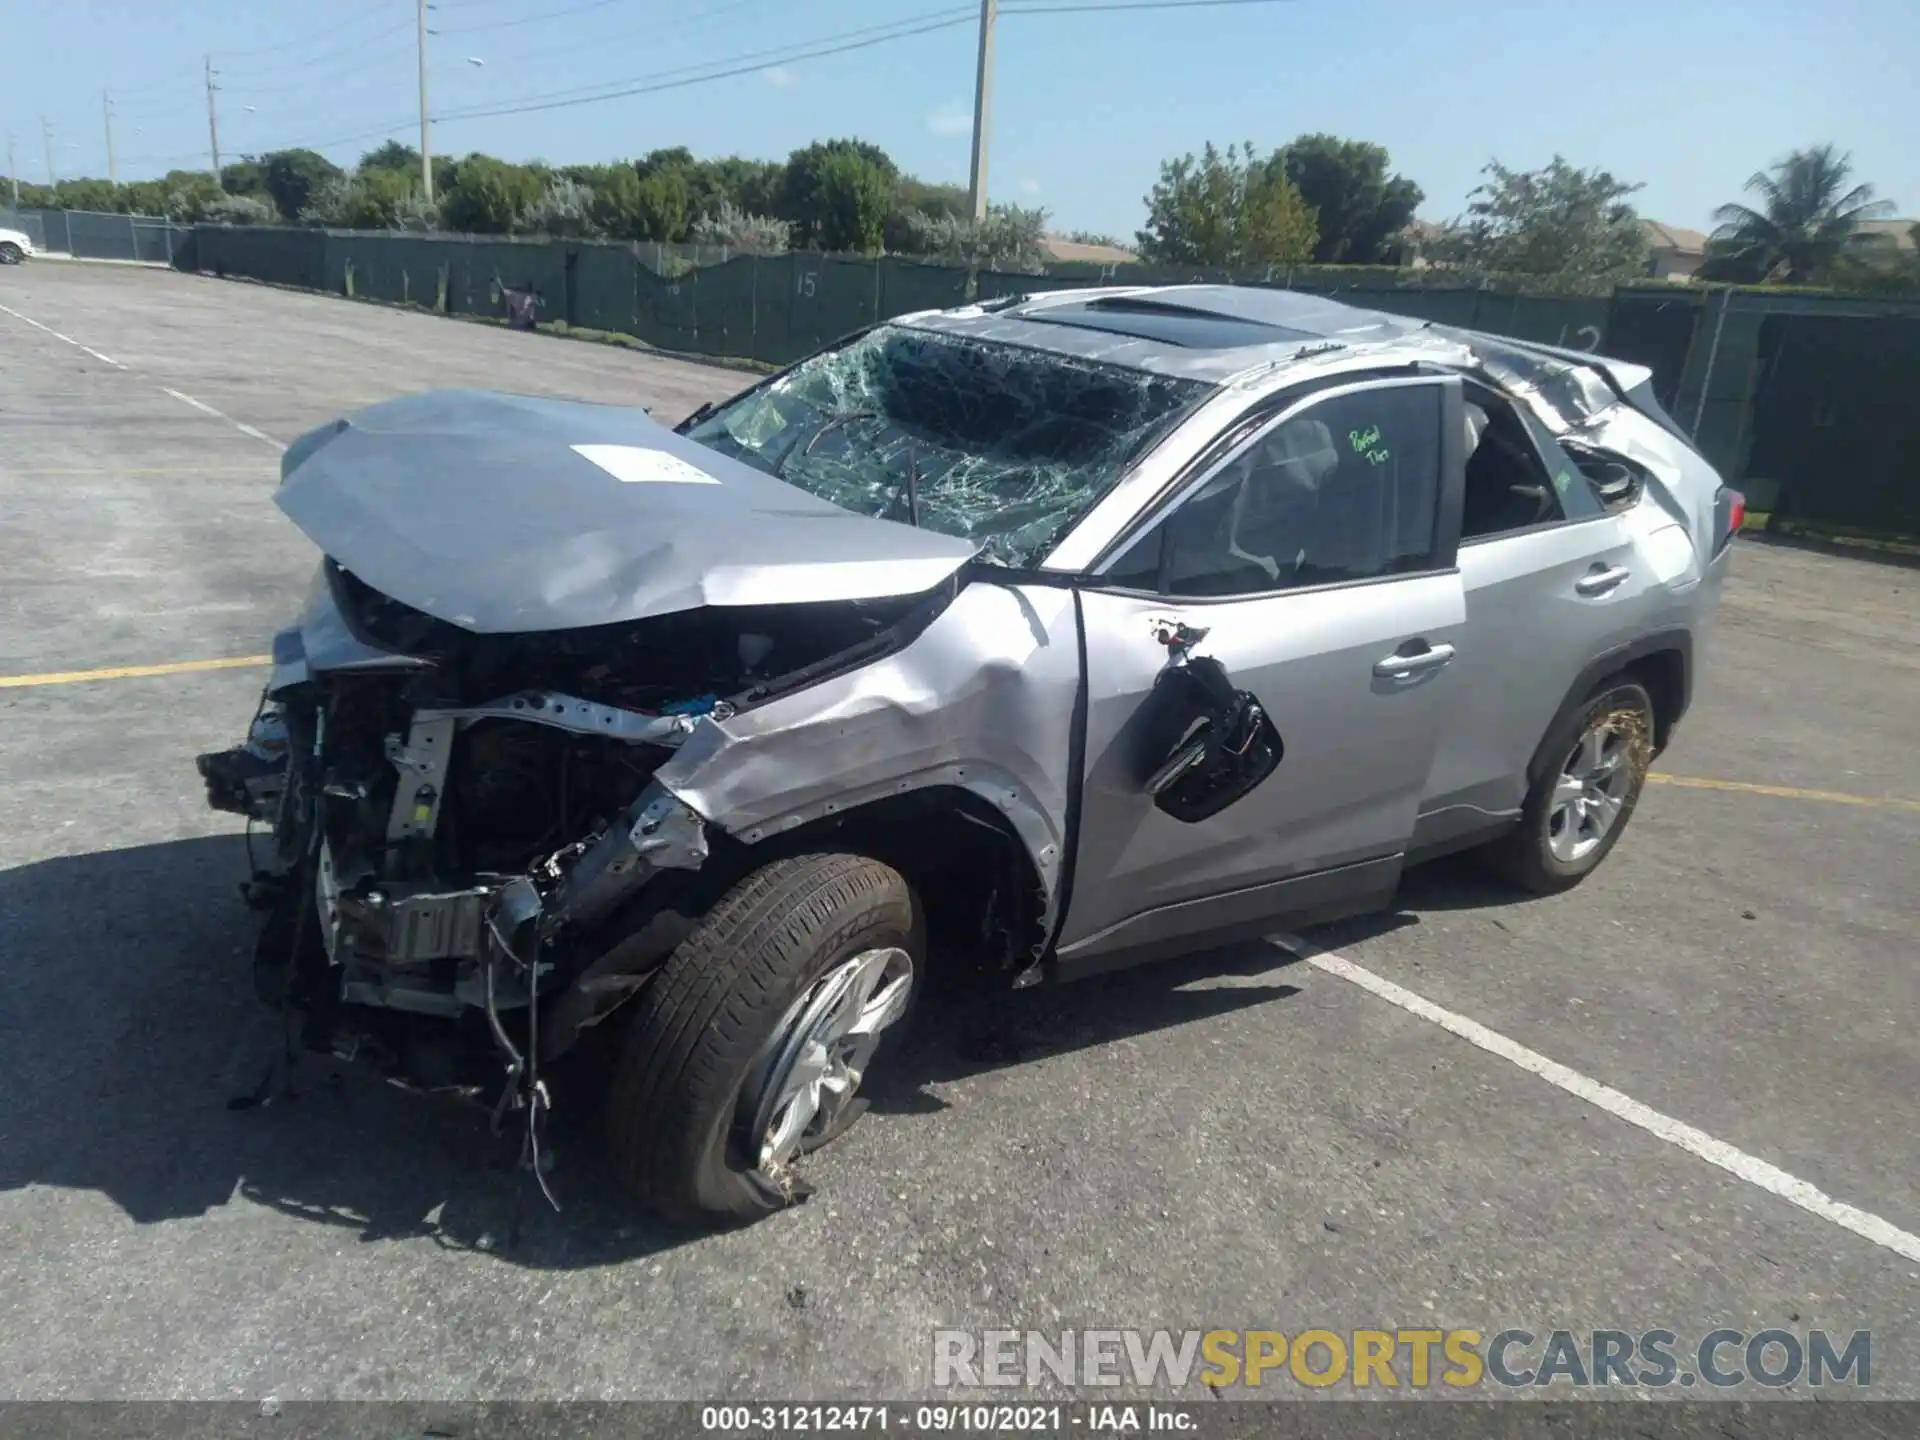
<box><xmin>682</xmin><ymin>324</ymin><xmax>1213</xmax><ymax>565</ymax></box>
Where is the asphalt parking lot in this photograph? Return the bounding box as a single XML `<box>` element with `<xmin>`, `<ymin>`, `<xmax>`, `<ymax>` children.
<box><xmin>2</xmin><ymin>260</ymin><xmax>1916</xmax><ymax>1403</ymax></box>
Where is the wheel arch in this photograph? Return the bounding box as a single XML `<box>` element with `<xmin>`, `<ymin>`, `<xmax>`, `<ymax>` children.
<box><xmin>707</xmin><ymin>783</ymin><xmax>1053</xmax><ymax>989</ymax></box>
<box><xmin>1526</xmin><ymin>628</ymin><xmax>1692</xmax><ymax>787</ymax></box>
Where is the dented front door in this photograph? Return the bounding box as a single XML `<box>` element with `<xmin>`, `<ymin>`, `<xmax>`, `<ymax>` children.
<box><xmin>1052</xmin><ymin>374</ymin><xmax>1468</xmax><ymax>970</ymax></box>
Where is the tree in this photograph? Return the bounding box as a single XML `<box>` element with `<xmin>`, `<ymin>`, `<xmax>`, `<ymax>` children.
<box><xmin>359</xmin><ymin>141</ymin><xmax>421</xmax><ymax>175</ymax></box>
<box><xmin>301</xmin><ymin>168</ymin><xmax>418</xmax><ymax>229</ymax></box>
<box><xmin>262</xmin><ymin>149</ymin><xmax>345</xmax><ymax>222</ymax></box>
<box><xmin>1702</xmin><ymin>144</ymin><xmax>1896</xmax><ymax>285</ymax></box>
<box><xmin>1135</xmin><ymin>142</ymin><xmax>1318</xmax><ymax>269</ymax></box>
<box><xmin>634</xmin><ymin>147</ymin><xmax>696</xmax><ymax>179</ymax></box>
<box><xmin>51</xmin><ymin>178</ymin><xmax>120</xmax><ymax>212</ymax></box>
<box><xmin>158</xmin><ymin>174</ymin><xmax>225</xmax><ymax>220</ymax></box>
<box><xmin>812</xmin><ymin>149</ymin><xmax>892</xmax><ymax>253</ymax></box>
<box><xmin>439</xmin><ymin>154</ymin><xmax>542</xmax><ymax>234</ymax></box>
<box><xmin>634</xmin><ymin>169</ymin><xmax>691</xmax><ymax>241</ymax></box>
<box><xmin>779</xmin><ymin>138</ymin><xmax>896</xmax><ymax>248</ymax></box>
<box><xmin>1428</xmin><ymin>156</ymin><xmax>1647</xmax><ymax>291</ymax></box>
<box><xmin>1278</xmin><ymin>134</ymin><xmax>1423</xmax><ymax>264</ymax></box>
<box><xmin>885</xmin><ymin>175</ymin><xmax>968</xmax><ymax>252</ymax></box>
<box><xmin>220</xmin><ymin>157</ymin><xmax>269</xmax><ymax>199</ymax></box>
<box><xmin>697</xmin><ymin>156</ymin><xmax>784</xmax><ymax>217</ymax></box>
<box><xmin>589</xmin><ymin>165</ymin><xmax>690</xmax><ymax>242</ymax></box>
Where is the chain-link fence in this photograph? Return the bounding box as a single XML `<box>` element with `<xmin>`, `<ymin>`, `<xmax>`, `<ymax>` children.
<box><xmin>0</xmin><ymin>207</ymin><xmax>188</xmax><ymax>263</ymax></box>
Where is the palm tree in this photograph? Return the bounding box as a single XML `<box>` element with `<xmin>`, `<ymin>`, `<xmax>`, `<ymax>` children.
<box><xmin>1705</xmin><ymin>144</ymin><xmax>1894</xmax><ymax>284</ymax></box>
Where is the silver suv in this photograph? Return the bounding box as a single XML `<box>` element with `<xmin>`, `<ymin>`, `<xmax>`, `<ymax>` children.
<box><xmin>199</xmin><ymin>285</ymin><xmax>1739</xmax><ymax>1223</ymax></box>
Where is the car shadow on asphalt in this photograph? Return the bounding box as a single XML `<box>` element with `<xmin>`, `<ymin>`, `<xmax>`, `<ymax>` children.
<box><xmin>0</xmin><ymin>834</ymin><xmax>1520</xmax><ymax>1268</ymax></box>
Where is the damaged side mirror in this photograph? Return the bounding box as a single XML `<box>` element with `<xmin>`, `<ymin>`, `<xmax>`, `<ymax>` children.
<box><xmin>1134</xmin><ymin>623</ymin><xmax>1284</xmax><ymax>824</ymax></box>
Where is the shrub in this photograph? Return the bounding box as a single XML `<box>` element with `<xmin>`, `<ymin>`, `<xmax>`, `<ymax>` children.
<box><xmin>688</xmin><ymin>201</ymin><xmax>790</xmax><ymax>253</ymax></box>
<box><xmin>899</xmin><ymin>203</ymin><xmax>1050</xmax><ymax>272</ymax></box>
<box><xmin>199</xmin><ymin>193</ymin><xmax>276</xmax><ymax>226</ymax></box>
<box><xmin>518</xmin><ymin>179</ymin><xmax>600</xmax><ymax>238</ymax></box>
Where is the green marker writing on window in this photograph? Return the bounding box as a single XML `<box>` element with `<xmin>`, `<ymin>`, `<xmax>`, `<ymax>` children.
<box><xmin>1349</xmin><ymin>424</ymin><xmax>1390</xmax><ymax>467</ymax></box>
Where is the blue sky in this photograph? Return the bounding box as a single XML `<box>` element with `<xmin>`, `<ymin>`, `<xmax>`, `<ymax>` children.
<box><xmin>6</xmin><ymin>0</ymin><xmax>1915</xmax><ymax>238</ymax></box>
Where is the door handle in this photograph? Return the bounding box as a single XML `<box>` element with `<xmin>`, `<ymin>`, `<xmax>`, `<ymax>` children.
<box><xmin>1373</xmin><ymin>642</ymin><xmax>1456</xmax><ymax>678</ymax></box>
<box><xmin>1575</xmin><ymin>564</ymin><xmax>1631</xmax><ymax>596</ymax></box>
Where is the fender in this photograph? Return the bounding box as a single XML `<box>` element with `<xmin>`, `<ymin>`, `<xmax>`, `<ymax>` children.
<box><xmin>1526</xmin><ymin>627</ymin><xmax>1693</xmax><ymax>787</ymax></box>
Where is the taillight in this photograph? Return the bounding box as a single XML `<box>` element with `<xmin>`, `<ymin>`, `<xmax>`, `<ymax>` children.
<box><xmin>1713</xmin><ymin>486</ymin><xmax>1746</xmax><ymax>552</ymax></box>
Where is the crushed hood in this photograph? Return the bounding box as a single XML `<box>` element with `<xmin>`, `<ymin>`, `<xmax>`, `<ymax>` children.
<box><xmin>274</xmin><ymin>389</ymin><xmax>981</xmax><ymax>633</ymax></box>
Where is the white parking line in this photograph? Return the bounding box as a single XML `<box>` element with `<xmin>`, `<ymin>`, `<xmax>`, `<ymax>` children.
<box><xmin>159</xmin><ymin>387</ymin><xmax>285</xmax><ymax>449</ymax></box>
<box><xmin>0</xmin><ymin>299</ymin><xmax>284</xmax><ymax>451</ymax></box>
<box><xmin>1270</xmin><ymin>932</ymin><xmax>1920</xmax><ymax>1266</ymax></box>
<box><xmin>0</xmin><ymin>300</ymin><xmax>71</xmax><ymax>343</ymax></box>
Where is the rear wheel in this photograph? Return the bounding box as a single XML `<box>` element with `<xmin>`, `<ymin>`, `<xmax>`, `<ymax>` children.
<box><xmin>604</xmin><ymin>852</ymin><xmax>920</xmax><ymax>1225</ymax></box>
<box><xmin>0</xmin><ymin>243</ymin><xmax>25</xmax><ymax>265</ymax></box>
<box><xmin>1485</xmin><ymin>681</ymin><xmax>1654</xmax><ymax>894</ymax></box>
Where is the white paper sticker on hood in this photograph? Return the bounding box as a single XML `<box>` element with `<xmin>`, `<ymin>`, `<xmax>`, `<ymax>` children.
<box><xmin>572</xmin><ymin>443</ymin><xmax>722</xmax><ymax>485</ymax></box>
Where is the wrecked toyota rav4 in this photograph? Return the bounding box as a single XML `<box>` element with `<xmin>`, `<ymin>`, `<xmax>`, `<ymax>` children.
<box><xmin>199</xmin><ymin>286</ymin><xmax>1739</xmax><ymax>1223</ymax></box>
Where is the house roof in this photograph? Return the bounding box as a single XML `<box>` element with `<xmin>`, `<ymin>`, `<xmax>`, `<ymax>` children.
<box><xmin>1641</xmin><ymin>220</ymin><xmax>1709</xmax><ymax>254</ymax></box>
<box><xmin>1856</xmin><ymin>219</ymin><xmax>1919</xmax><ymax>252</ymax></box>
<box><xmin>1041</xmin><ymin>234</ymin><xmax>1140</xmax><ymax>266</ymax></box>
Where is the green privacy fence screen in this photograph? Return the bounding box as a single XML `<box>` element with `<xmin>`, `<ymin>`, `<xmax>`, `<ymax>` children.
<box><xmin>181</xmin><ymin>227</ymin><xmax>1920</xmax><ymax>535</ymax></box>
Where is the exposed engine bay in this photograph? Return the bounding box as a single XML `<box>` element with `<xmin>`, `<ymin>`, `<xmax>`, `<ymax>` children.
<box><xmin>198</xmin><ymin>563</ymin><xmax>925</xmax><ymax>1117</ymax></box>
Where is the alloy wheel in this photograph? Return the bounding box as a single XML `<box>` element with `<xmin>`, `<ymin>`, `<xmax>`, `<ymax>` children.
<box><xmin>1547</xmin><ymin>716</ymin><xmax>1641</xmax><ymax>864</ymax></box>
<box><xmin>738</xmin><ymin>946</ymin><xmax>914</xmax><ymax>1181</ymax></box>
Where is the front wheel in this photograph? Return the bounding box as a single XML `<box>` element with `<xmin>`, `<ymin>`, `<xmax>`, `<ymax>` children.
<box><xmin>604</xmin><ymin>852</ymin><xmax>920</xmax><ymax>1225</ymax></box>
<box><xmin>0</xmin><ymin>243</ymin><xmax>25</xmax><ymax>265</ymax></box>
<box><xmin>1484</xmin><ymin>681</ymin><xmax>1654</xmax><ymax>894</ymax></box>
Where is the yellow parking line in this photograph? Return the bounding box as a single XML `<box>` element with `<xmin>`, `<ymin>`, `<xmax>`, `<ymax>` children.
<box><xmin>1648</xmin><ymin>772</ymin><xmax>1920</xmax><ymax>814</ymax></box>
<box><xmin>0</xmin><ymin>655</ymin><xmax>270</xmax><ymax>689</ymax></box>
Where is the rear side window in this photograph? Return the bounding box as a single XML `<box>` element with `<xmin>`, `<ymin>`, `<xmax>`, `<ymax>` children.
<box><xmin>1104</xmin><ymin>384</ymin><xmax>1445</xmax><ymax>597</ymax></box>
<box><xmin>1460</xmin><ymin>391</ymin><xmax>1606</xmax><ymax>539</ymax></box>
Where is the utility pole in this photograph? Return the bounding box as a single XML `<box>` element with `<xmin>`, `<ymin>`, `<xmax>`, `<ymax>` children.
<box><xmin>417</xmin><ymin>0</ymin><xmax>433</xmax><ymax>205</ymax></box>
<box><xmin>43</xmin><ymin>117</ymin><xmax>56</xmax><ymax>187</ymax></box>
<box><xmin>205</xmin><ymin>56</ymin><xmax>222</xmax><ymax>183</ymax></box>
<box><xmin>103</xmin><ymin>91</ymin><xmax>117</xmax><ymax>185</ymax></box>
<box><xmin>966</xmin><ymin>0</ymin><xmax>997</xmax><ymax>223</ymax></box>
<box><xmin>6</xmin><ymin>133</ymin><xmax>18</xmax><ymax>205</ymax></box>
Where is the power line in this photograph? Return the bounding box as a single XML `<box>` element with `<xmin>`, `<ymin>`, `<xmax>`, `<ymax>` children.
<box><xmin>213</xmin><ymin>0</ymin><xmax>407</xmax><ymax>60</ymax></box>
<box><xmin>221</xmin><ymin>44</ymin><xmax>415</xmax><ymax>100</ymax></box>
<box><xmin>431</xmin><ymin>7</ymin><xmax>977</xmax><ymax>124</ymax></box>
<box><xmin>220</xmin><ymin>18</ymin><xmax>416</xmax><ymax>86</ymax></box>
<box><xmin>119</xmin><ymin>115</ymin><xmax>419</xmax><ymax>171</ymax></box>
<box><xmin>432</xmin><ymin>0</ymin><xmax>778</xmax><ymax>75</ymax></box>
<box><xmin>96</xmin><ymin>0</ymin><xmax>1312</xmax><ymax>179</ymax></box>
<box><xmin>430</xmin><ymin>0</ymin><xmax>1309</xmax><ymax>125</ymax></box>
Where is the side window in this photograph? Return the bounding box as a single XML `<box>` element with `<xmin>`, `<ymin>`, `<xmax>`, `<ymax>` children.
<box><xmin>1460</xmin><ymin>390</ymin><xmax>1605</xmax><ymax>539</ymax></box>
<box><xmin>1105</xmin><ymin>384</ymin><xmax>1444</xmax><ymax>598</ymax></box>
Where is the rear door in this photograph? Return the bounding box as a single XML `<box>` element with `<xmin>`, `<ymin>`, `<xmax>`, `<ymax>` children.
<box><xmin>1413</xmin><ymin>388</ymin><xmax>1667</xmax><ymax>851</ymax></box>
<box><xmin>1056</xmin><ymin>374</ymin><xmax>1468</xmax><ymax>972</ymax></box>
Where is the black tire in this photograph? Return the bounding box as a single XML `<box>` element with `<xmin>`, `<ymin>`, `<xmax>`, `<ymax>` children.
<box><xmin>0</xmin><ymin>243</ymin><xmax>24</xmax><ymax>266</ymax></box>
<box><xmin>1484</xmin><ymin>680</ymin><xmax>1654</xmax><ymax>895</ymax></box>
<box><xmin>604</xmin><ymin>852</ymin><xmax>920</xmax><ymax>1226</ymax></box>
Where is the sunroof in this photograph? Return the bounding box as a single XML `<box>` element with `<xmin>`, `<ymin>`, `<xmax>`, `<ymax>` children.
<box><xmin>1022</xmin><ymin>296</ymin><xmax>1319</xmax><ymax>350</ymax></box>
